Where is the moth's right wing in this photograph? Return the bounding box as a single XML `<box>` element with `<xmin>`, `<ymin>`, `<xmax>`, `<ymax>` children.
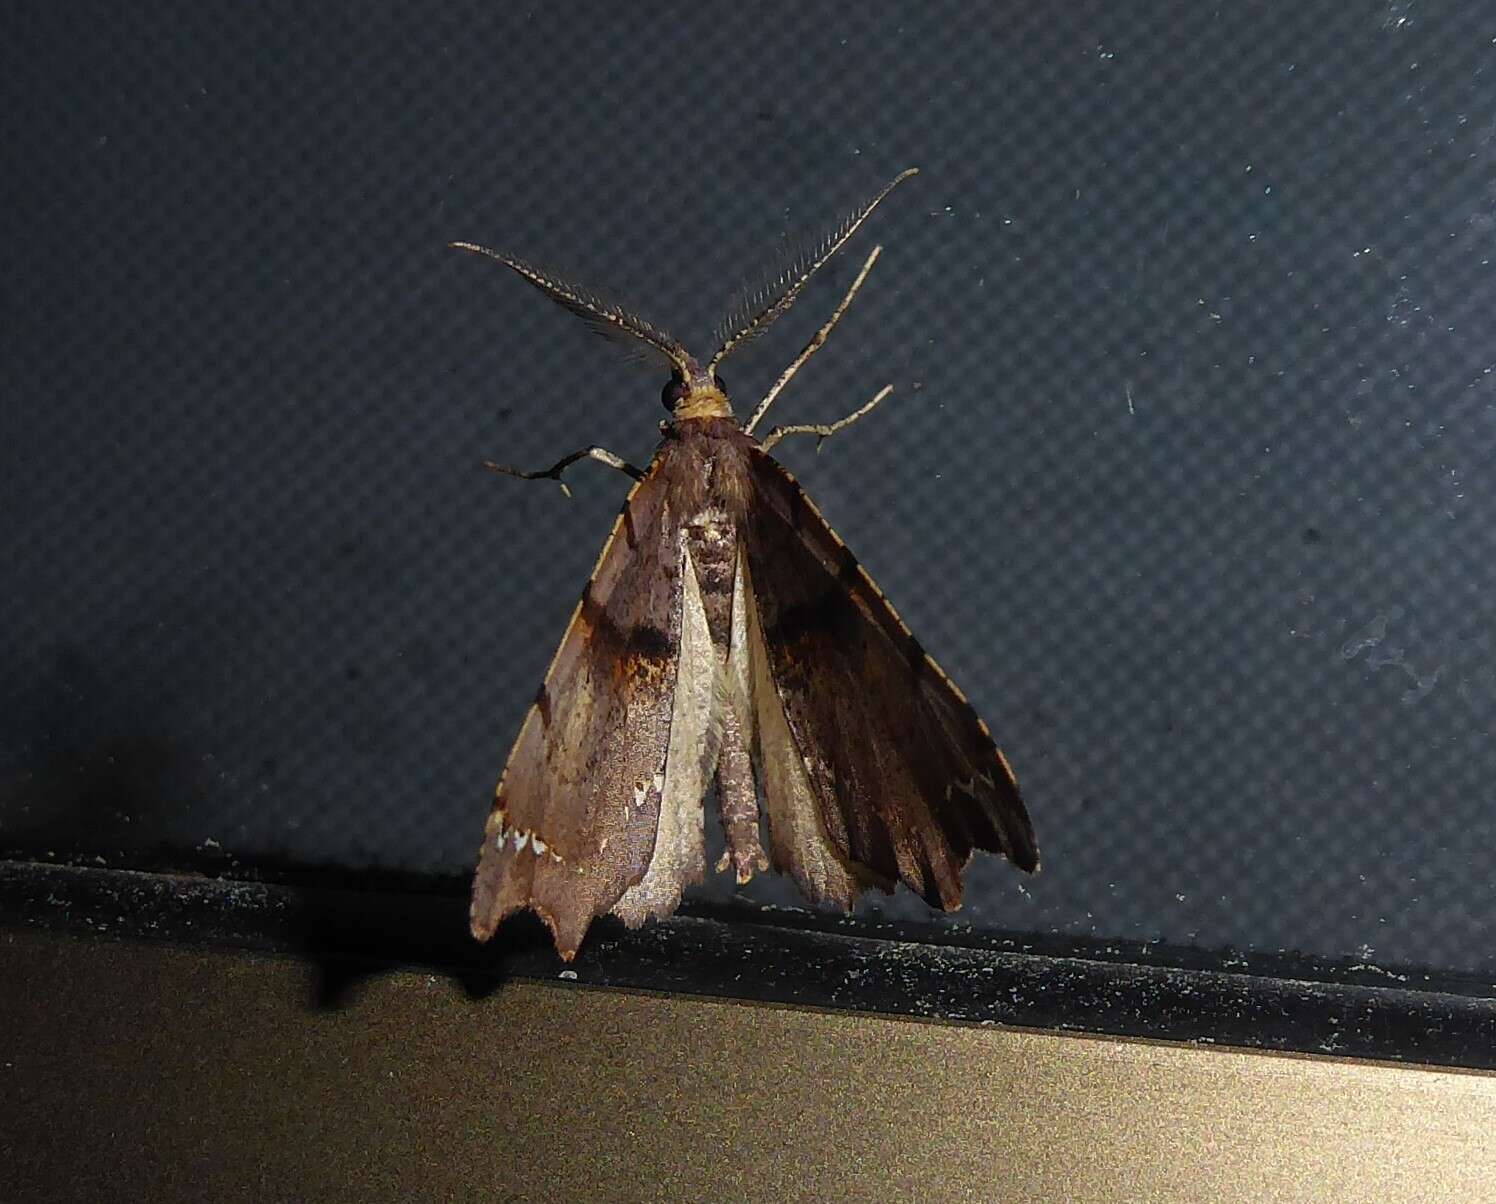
<box><xmin>470</xmin><ymin>462</ymin><xmax>690</xmax><ymax>959</ymax></box>
<box><xmin>737</xmin><ymin>449</ymin><xmax>1038</xmax><ymax>913</ymax></box>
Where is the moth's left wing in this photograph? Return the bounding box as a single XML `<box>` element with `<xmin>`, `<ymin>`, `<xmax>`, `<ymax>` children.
<box><xmin>471</xmin><ymin>463</ymin><xmax>690</xmax><ymax>959</ymax></box>
<box><xmin>740</xmin><ymin>450</ymin><xmax>1039</xmax><ymax>911</ymax></box>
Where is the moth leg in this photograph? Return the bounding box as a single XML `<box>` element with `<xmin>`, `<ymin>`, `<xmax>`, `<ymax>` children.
<box><xmin>759</xmin><ymin>384</ymin><xmax>894</xmax><ymax>453</ymax></box>
<box><xmin>714</xmin><ymin>701</ymin><xmax>769</xmax><ymax>883</ymax></box>
<box><xmin>744</xmin><ymin>245</ymin><xmax>884</xmax><ymax>436</ymax></box>
<box><xmin>483</xmin><ymin>446</ymin><xmax>643</xmax><ymax>498</ymax></box>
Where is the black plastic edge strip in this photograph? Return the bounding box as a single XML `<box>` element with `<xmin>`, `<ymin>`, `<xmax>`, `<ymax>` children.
<box><xmin>3</xmin><ymin>859</ymin><xmax>1494</xmax><ymax>1069</ymax></box>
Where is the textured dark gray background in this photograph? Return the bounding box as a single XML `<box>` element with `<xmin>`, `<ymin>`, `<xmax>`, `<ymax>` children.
<box><xmin>5</xmin><ymin>2</ymin><xmax>1496</xmax><ymax>976</ymax></box>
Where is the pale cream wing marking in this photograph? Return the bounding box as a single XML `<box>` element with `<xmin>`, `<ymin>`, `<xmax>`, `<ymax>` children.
<box><xmin>612</xmin><ymin>544</ymin><xmax>722</xmax><ymax>924</ymax></box>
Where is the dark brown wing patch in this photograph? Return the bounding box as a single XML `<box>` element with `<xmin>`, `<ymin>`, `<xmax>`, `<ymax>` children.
<box><xmin>470</xmin><ymin>462</ymin><xmax>684</xmax><ymax>958</ymax></box>
<box><xmin>741</xmin><ymin>449</ymin><xmax>1038</xmax><ymax>910</ymax></box>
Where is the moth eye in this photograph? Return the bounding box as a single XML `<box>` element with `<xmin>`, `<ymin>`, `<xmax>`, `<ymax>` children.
<box><xmin>661</xmin><ymin>375</ymin><xmax>687</xmax><ymax>411</ymax></box>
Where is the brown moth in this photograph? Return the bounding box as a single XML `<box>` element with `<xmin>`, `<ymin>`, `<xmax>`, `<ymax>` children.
<box><xmin>453</xmin><ymin>168</ymin><xmax>1038</xmax><ymax>960</ymax></box>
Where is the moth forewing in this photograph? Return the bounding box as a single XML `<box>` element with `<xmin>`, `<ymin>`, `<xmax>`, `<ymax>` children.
<box><xmin>459</xmin><ymin>167</ymin><xmax>1037</xmax><ymax>961</ymax></box>
<box><xmin>739</xmin><ymin>447</ymin><xmax>1039</xmax><ymax>901</ymax></box>
<box><xmin>468</xmin><ymin>465</ymin><xmax>683</xmax><ymax>958</ymax></box>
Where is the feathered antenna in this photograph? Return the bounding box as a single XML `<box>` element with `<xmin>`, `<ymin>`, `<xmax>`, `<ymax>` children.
<box><xmin>707</xmin><ymin>168</ymin><xmax>919</xmax><ymax>373</ymax></box>
<box><xmin>449</xmin><ymin>243</ymin><xmax>694</xmax><ymax>378</ymax></box>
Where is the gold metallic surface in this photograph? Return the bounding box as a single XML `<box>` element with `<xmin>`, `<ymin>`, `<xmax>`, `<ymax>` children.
<box><xmin>3</xmin><ymin>926</ymin><xmax>1493</xmax><ymax>1202</ymax></box>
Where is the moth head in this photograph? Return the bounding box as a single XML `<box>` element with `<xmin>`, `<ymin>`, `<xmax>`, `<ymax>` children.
<box><xmin>662</xmin><ymin>362</ymin><xmax>733</xmax><ymax>422</ymax></box>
